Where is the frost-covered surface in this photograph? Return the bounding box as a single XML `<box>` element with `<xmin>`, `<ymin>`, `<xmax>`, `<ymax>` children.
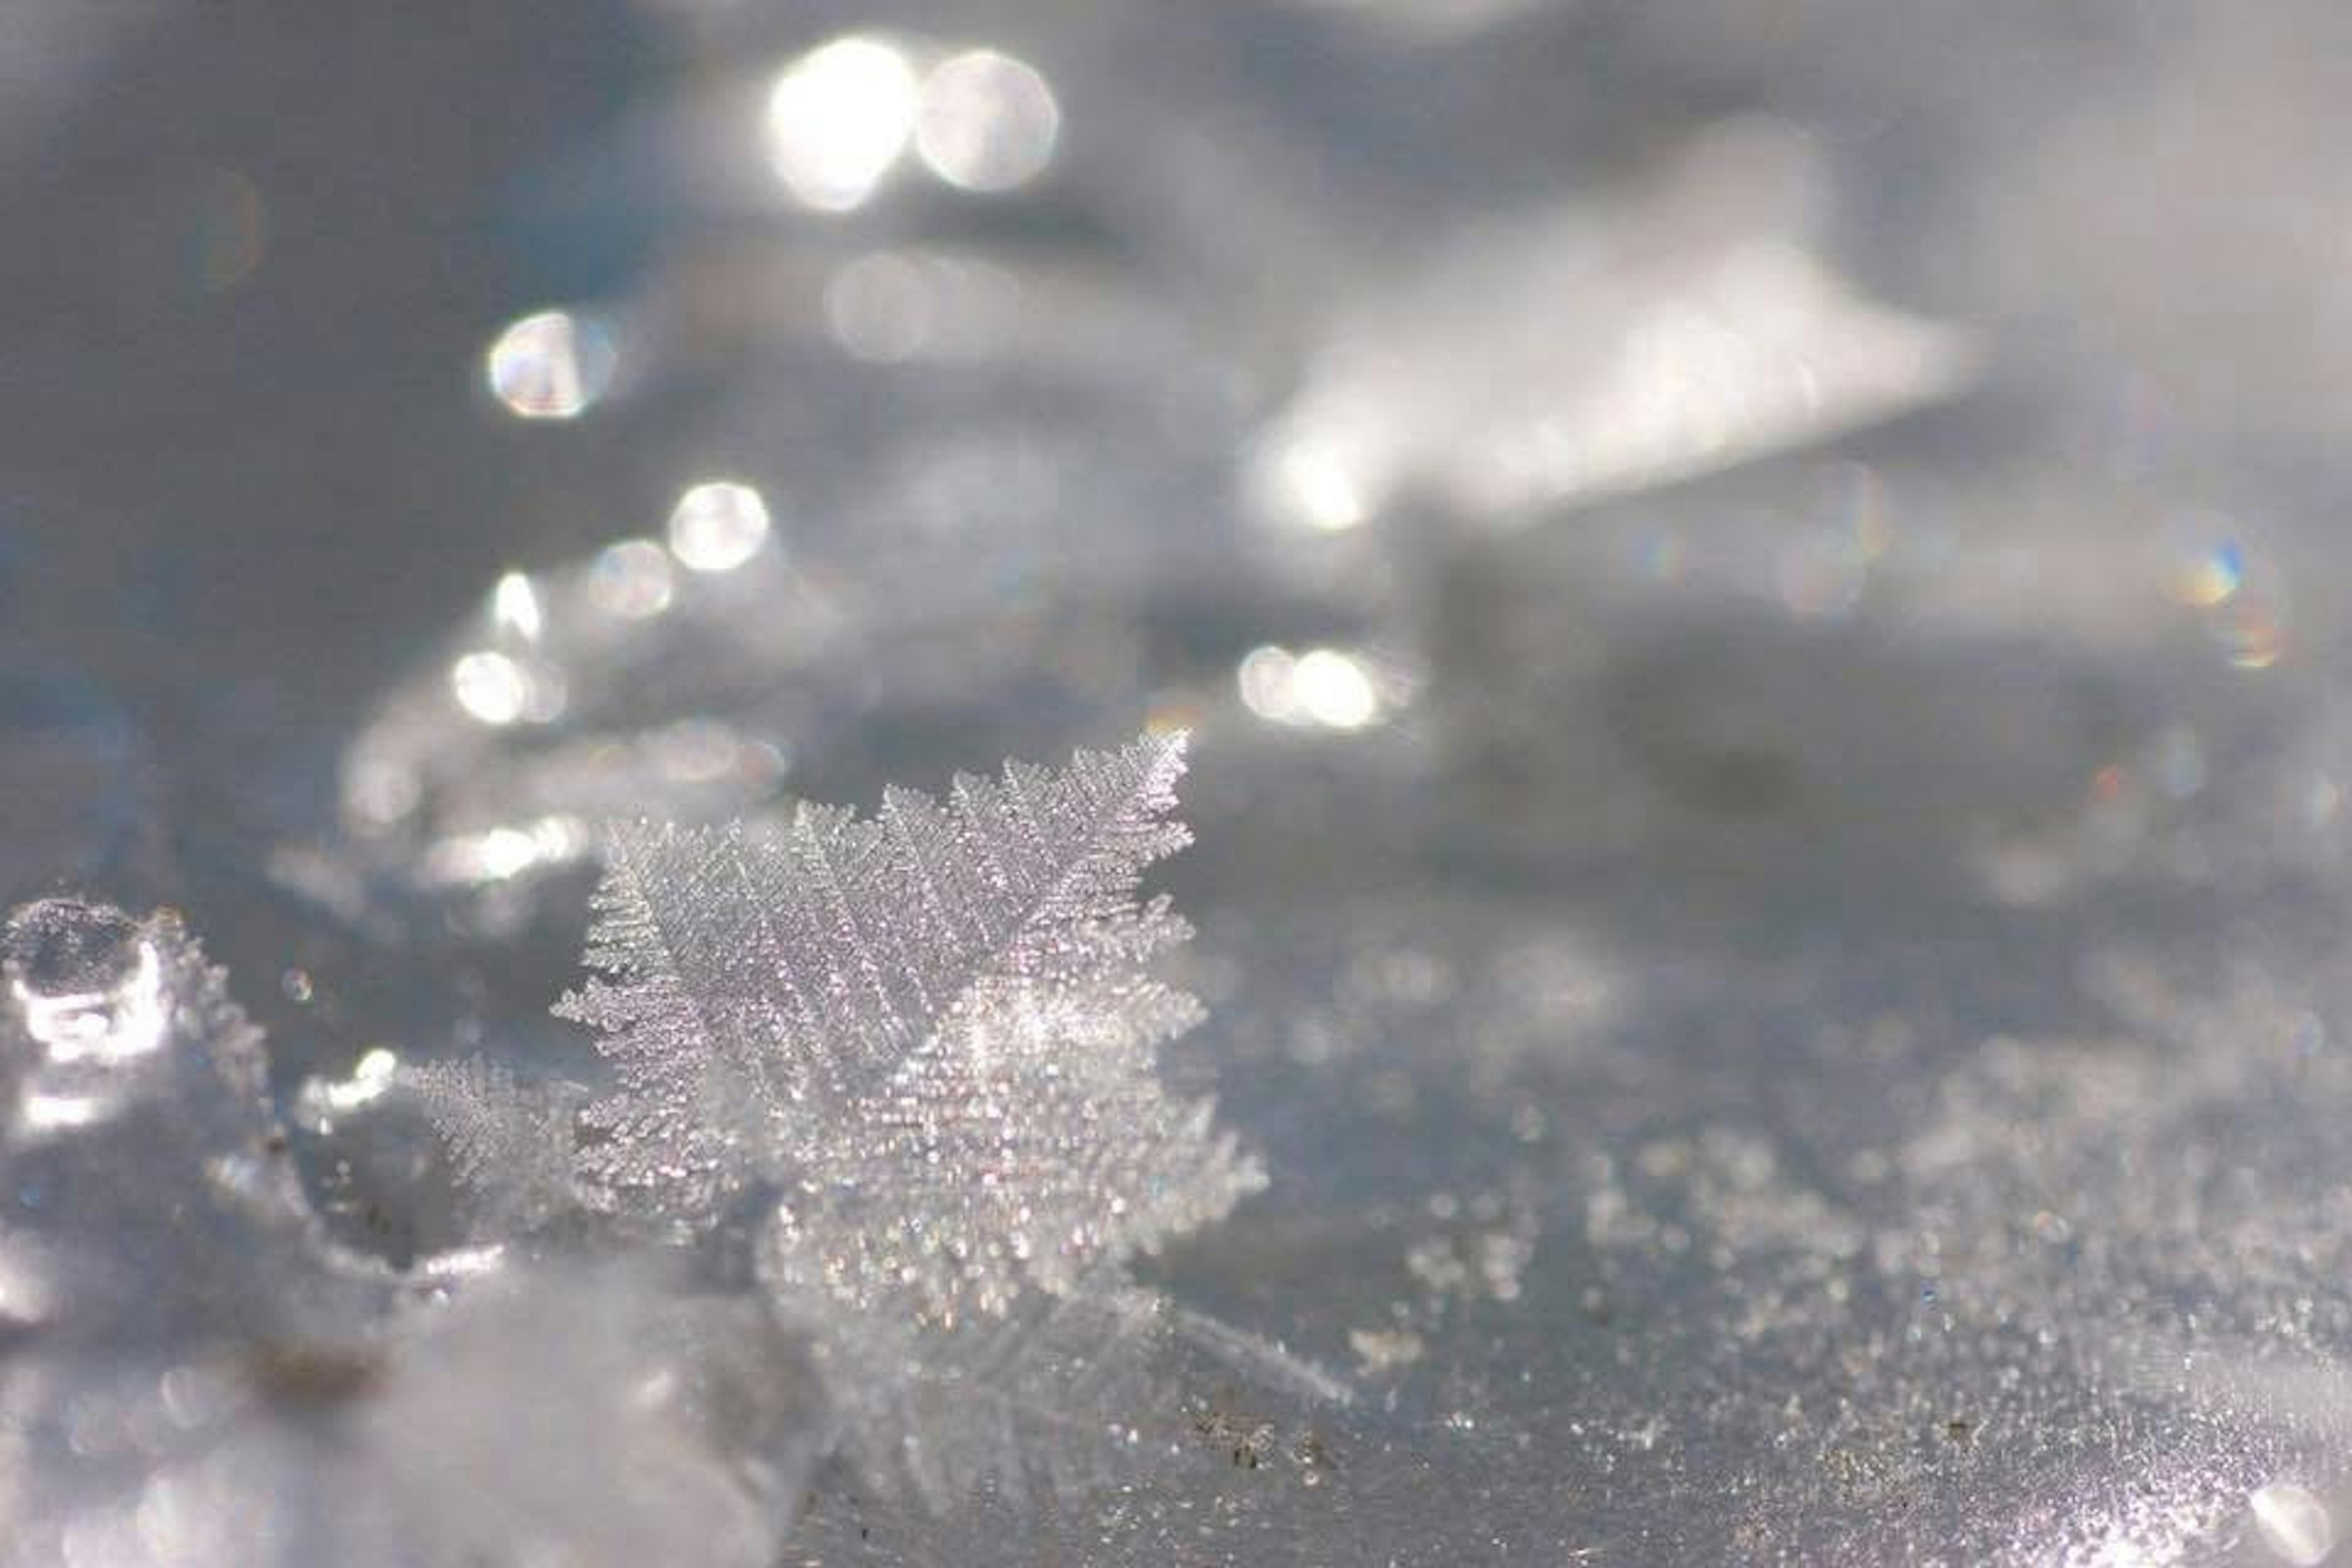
<box><xmin>16</xmin><ymin>3</ymin><xmax>2352</xmax><ymax>1564</ymax></box>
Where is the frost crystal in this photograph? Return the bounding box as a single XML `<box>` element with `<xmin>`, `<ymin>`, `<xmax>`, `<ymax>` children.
<box><xmin>399</xmin><ymin>1056</ymin><xmax>584</xmax><ymax>1233</ymax></box>
<box><xmin>549</xmin><ymin>732</ymin><xmax>1292</xmax><ymax>1501</ymax></box>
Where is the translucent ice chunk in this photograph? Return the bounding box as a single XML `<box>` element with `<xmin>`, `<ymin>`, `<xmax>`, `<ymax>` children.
<box><xmin>1246</xmin><ymin>121</ymin><xmax>1978</xmax><ymax>530</ymax></box>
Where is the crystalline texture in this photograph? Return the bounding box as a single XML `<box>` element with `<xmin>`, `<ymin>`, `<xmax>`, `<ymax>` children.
<box><xmin>398</xmin><ymin>1056</ymin><xmax>584</xmax><ymax>1234</ymax></box>
<box><xmin>551</xmin><ymin>731</ymin><xmax>1294</xmax><ymax>1502</ymax></box>
<box><xmin>554</xmin><ymin>731</ymin><xmax>1261</xmax><ymax>1293</ymax></box>
<box><xmin>805</xmin><ymin>1281</ymin><xmax>1175</xmax><ymax>1510</ymax></box>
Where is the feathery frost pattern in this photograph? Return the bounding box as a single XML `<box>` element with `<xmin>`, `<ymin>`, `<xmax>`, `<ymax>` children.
<box><xmin>401</xmin><ymin>1057</ymin><xmax>584</xmax><ymax>1232</ymax></box>
<box><xmin>541</xmin><ymin>732</ymin><xmax>1294</xmax><ymax>1500</ymax></box>
<box><xmin>553</xmin><ymin>731</ymin><xmax>1257</xmax><ymax>1264</ymax></box>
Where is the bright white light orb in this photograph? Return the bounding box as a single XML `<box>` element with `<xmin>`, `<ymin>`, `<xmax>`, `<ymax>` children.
<box><xmin>765</xmin><ymin>36</ymin><xmax>921</xmax><ymax>213</ymax></box>
<box><xmin>668</xmin><ymin>481</ymin><xmax>773</xmax><ymax>573</ymax></box>
<box><xmin>914</xmin><ymin>50</ymin><xmax>1061</xmax><ymax>194</ymax></box>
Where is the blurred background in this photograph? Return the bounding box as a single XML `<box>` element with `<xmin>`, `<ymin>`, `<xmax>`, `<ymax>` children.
<box><xmin>12</xmin><ymin>2</ymin><xmax>2352</xmax><ymax>1561</ymax></box>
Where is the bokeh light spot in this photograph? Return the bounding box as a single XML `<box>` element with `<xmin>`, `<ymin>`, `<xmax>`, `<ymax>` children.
<box><xmin>450</xmin><ymin>651</ymin><xmax>530</xmax><ymax>726</ymax></box>
<box><xmin>668</xmin><ymin>481</ymin><xmax>773</xmax><ymax>573</ymax></box>
<box><xmin>484</xmin><ymin>310</ymin><xmax>617</xmax><ymax>420</ymax></box>
<box><xmin>765</xmin><ymin>35</ymin><xmax>921</xmax><ymax>213</ymax></box>
<box><xmin>914</xmin><ymin>49</ymin><xmax>1061</xmax><ymax>194</ymax></box>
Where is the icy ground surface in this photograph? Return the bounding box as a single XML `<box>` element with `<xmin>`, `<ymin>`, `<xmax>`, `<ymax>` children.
<box><xmin>10</xmin><ymin>4</ymin><xmax>2352</xmax><ymax>1563</ymax></box>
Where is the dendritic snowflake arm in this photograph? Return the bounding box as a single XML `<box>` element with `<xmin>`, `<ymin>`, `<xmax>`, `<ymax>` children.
<box><xmin>778</xmin><ymin>736</ymin><xmax>1263</xmax><ymax>1313</ymax></box>
<box><xmin>552</xmin><ymin>731</ymin><xmax>1240</xmax><ymax>1243</ymax></box>
<box><xmin>399</xmin><ymin>1056</ymin><xmax>584</xmax><ymax>1231</ymax></box>
<box><xmin>552</xmin><ymin>821</ymin><xmax>798</xmax><ymax>1215</ymax></box>
<box><xmin>553</xmin><ymin>732</ymin><xmax>1328</xmax><ymax>1510</ymax></box>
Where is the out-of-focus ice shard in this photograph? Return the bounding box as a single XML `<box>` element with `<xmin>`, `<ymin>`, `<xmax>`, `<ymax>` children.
<box><xmin>0</xmin><ymin>899</ymin><xmax>371</xmax><ymax>1344</ymax></box>
<box><xmin>0</xmin><ymin>898</ymin><xmax>382</xmax><ymax>1565</ymax></box>
<box><xmin>0</xmin><ymin>899</ymin><xmax>818</xmax><ymax>1566</ymax></box>
<box><xmin>1246</xmin><ymin>121</ymin><xmax>1980</xmax><ymax>532</ymax></box>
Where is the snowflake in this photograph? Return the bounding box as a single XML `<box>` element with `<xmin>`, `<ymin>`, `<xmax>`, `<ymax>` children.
<box><xmin>511</xmin><ymin>731</ymin><xmax>1317</xmax><ymax>1501</ymax></box>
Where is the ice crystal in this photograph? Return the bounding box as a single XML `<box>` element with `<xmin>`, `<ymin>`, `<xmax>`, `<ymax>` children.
<box><xmin>803</xmin><ymin>1281</ymin><xmax>1172</xmax><ymax>1510</ymax></box>
<box><xmin>399</xmin><ymin>1056</ymin><xmax>584</xmax><ymax>1233</ymax></box>
<box><xmin>552</xmin><ymin>731</ymin><xmax>1256</xmax><ymax>1256</ymax></box>
<box><xmin>539</xmin><ymin>731</ymin><xmax>1301</xmax><ymax>1502</ymax></box>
